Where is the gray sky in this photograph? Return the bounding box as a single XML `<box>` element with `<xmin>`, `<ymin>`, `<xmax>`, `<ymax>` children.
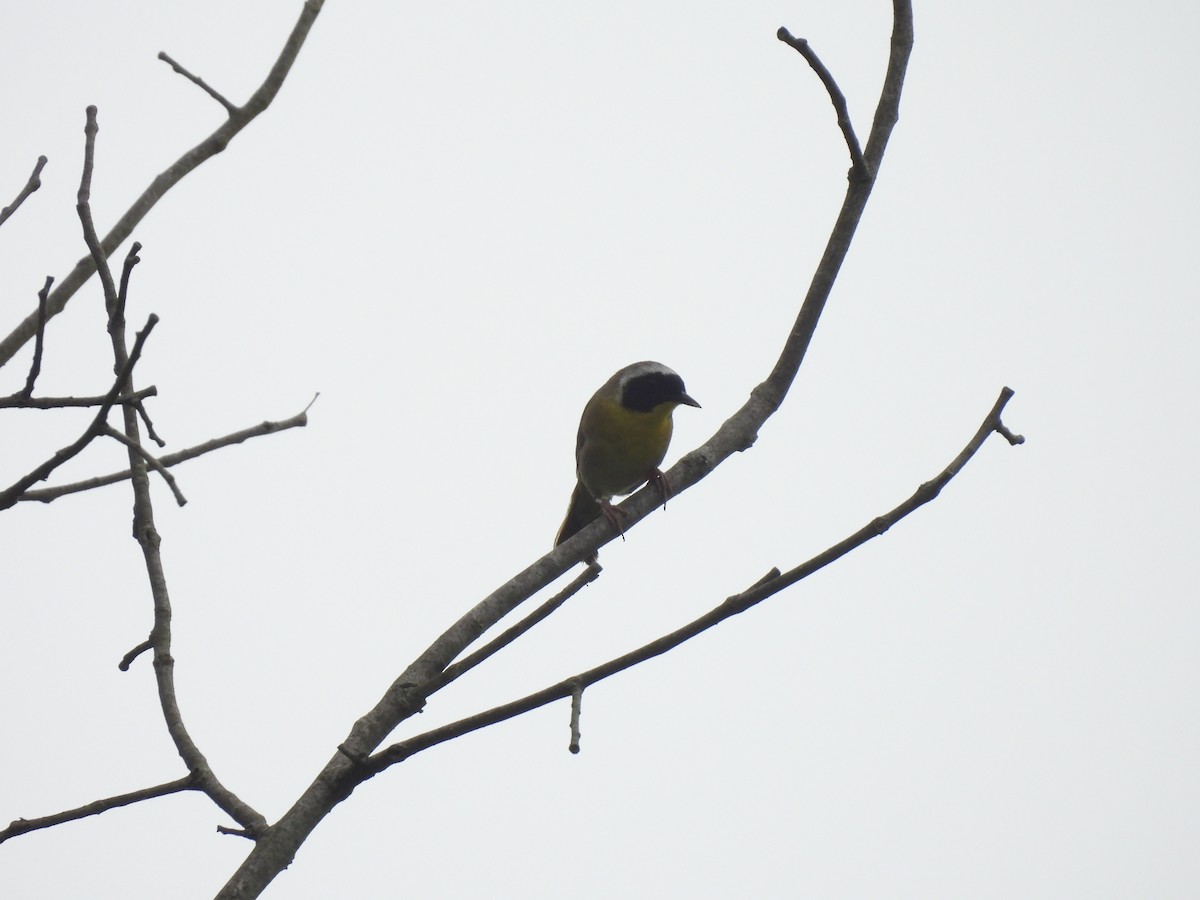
<box><xmin>2</xmin><ymin>1</ymin><xmax>1198</xmax><ymax>897</ymax></box>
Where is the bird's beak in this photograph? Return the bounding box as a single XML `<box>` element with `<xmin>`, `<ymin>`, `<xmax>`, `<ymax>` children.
<box><xmin>678</xmin><ymin>392</ymin><xmax>701</xmax><ymax>409</ymax></box>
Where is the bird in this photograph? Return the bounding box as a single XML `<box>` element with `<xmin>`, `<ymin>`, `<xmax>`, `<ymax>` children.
<box><xmin>555</xmin><ymin>361</ymin><xmax>700</xmax><ymax>558</ymax></box>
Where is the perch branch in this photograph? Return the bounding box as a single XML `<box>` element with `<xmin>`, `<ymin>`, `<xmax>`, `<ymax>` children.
<box><xmin>368</xmin><ymin>387</ymin><xmax>1021</xmax><ymax>773</ymax></box>
<box><xmin>216</xmin><ymin>8</ymin><xmax>916</xmax><ymax>897</ymax></box>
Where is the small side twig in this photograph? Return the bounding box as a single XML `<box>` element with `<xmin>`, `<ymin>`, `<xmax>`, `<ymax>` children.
<box><xmin>0</xmin><ymin>155</ymin><xmax>48</xmax><ymax>229</ymax></box>
<box><xmin>114</xmin><ymin>242</ymin><xmax>141</xmax><ymax>332</ymax></box>
<box><xmin>0</xmin><ymin>775</ymin><xmax>195</xmax><ymax>844</ymax></box>
<box><xmin>568</xmin><ymin>680</ymin><xmax>584</xmax><ymax>754</ymax></box>
<box><xmin>77</xmin><ymin>107</ymin><xmax>120</xmax><ymax>320</ymax></box>
<box><xmin>365</xmin><ymin>387</ymin><xmax>1023</xmax><ymax>775</ymax></box>
<box><xmin>118</xmin><ymin>639</ymin><xmax>153</xmax><ymax>671</ymax></box>
<box><xmin>777</xmin><ymin>27</ymin><xmax>869</xmax><ymax>181</ymax></box>
<box><xmin>158</xmin><ymin>52</ymin><xmax>238</xmax><ymax>116</ymax></box>
<box><xmin>133</xmin><ymin>398</ymin><xmax>166</xmax><ymax>447</ymax></box>
<box><xmin>420</xmin><ymin>563</ymin><xmax>602</xmax><ymax>697</ymax></box>
<box><xmin>18</xmin><ymin>406</ymin><xmax>310</xmax><ymax>503</ymax></box>
<box><xmin>19</xmin><ymin>277</ymin><xmax>53</xmax><ymax>397</ymax></box>
<box><xmin>101</xmin><ymin>424</ymin><xmax>187</xmax><ymax>506</ymax></box>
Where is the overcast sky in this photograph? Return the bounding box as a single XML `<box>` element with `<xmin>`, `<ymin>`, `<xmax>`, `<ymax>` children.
<box><xmin>2</xmin><ymin>2</ymin><xmax>1198</xmax><ymax>898</ymax></box>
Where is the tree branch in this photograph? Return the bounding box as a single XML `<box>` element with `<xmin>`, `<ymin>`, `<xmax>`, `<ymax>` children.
<box><xmin>216</xmin><ymin>7</ymin><xmax>917</xmax><ymax>897</ymax></box>
<box><xmin>100</xmin><ymin>423</ymin><xmax>188</xmax><ymax>506</ymax></box>
<box><xmin>776</xmin><ymin>27</ymin><xmax>868</xmax><ymax>179</ymax></box>
<box><xmin>157</xmin><ymin>52</ymin><xmax>238</xmax><ymax>115</ymax></box>
<box><xmin>368</xmin><ymin>387</ymin><xmax>1022</xmax><ymax>773</ymax></box>
<box><xmin>0</xmin><ymin>0</ymin><xmax>326</xmax><ymax>368</ymax></box>
<box><xmin>0</xmin><ymin>315</ymin><xmax>158</xmax><ymax>511</ymax></box>
<box><xmin>0</xmin><ymin>776</ymin><xmax>195</xmax><ymax>844</ymax></box>
<box><xmin>0</xmin><ymin>155</ymin><xmax>47</xmax><ymax>230</ymax></box>
<box><xmin>77</xmin><ymin>116</ymin><xmax>267</xmax><ymax>840</ymax></box>
<box><xmin>16</xmin><ymin>407</ymin><xmax>310</xmax><ymax>503</ymax></box>
<box><xmin>0</xmin><ymin>386</ymin><xmax>157</xmax><ymax>410</ymax></box>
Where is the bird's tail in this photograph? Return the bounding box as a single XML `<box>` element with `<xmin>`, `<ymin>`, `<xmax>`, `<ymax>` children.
<box><xmin>555</xmin><ymin>481</ymin><xmax>602</xmax><ymax>548</ymax></box>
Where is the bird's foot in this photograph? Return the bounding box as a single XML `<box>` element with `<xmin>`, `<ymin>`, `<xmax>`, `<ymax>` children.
<box><xmin>599</xmin><ymin>499</ymin><xmax>628</xmax><ymax>541</ymax></box>
<box><xmin>648</xmin><ymin>467</ymin><xmax>673</xmax><ymax>510</ymax></box>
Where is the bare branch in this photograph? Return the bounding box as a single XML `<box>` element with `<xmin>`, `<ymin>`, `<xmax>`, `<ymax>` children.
<box><xmin>18</xmin><ymin>407</ymin><xmax>310</xmax><ymax>503</ymax></box>
<box><xmin>0</xmin><ymin>155</ymin><xmax>47</xmax><ymax>229</ymax></box>
<box><xmin>777</xmin><ymin>27</ymin><xmax>868</xmax><ymax>180</ymax></box>
<box><xmin>74</xmin><ymin>111</ymin><xmax>268</xmax><ymax>840</ymax></box>
<box><xmin>101</xmin><ymin>424</ymin><xmax>187</xmax><ymax>506</ymax></box>
<box><xmin>115</xmin><ymin>241</ymin><xmax>141</xmax><ymax>330</ymax></box>
<box><xmin>0</xmin><ymin>776</ymin><xmax>195</xmax><ymax>844</ymax></box>
<box><xmin>421</xmin><ymin>564</ymin><xmax>602</xmax><ymax>697</ymax></box>
<box><xmin>568</xmin><ymin>681</ymin><xmax>584</xmax><ymax>755</ymax></box>
<box><xmin>0</xmin><ymin>386</ymin><xmax>157</xmax><ymax>410</ymax></box>
<box><xmin>17</xmin><ymin>278</ymin><xmax>53</xmax><ymax>397</ymax></box>
<box><xmin>0</xmin><ymin>0</ymin><xmax>327</xmax><ymax>368</ymax></box>
<box><xmin>217</xmin><ymin>9</ymin><xmax>917</xmax><ymax>895</ymax></box>
<box><xmin>76</xmin><ymin>106</ymin><xmax>121</xmax><ymax>321</ymax></box>
<box><xmin>118</xmin><ymin>639</ymin><xmax>154</xmax><ymax>671</ymax></box>
<box><xmin>368</xmin><ymin>387</ymin><xmax>1022</xmax><ymax>774</ymax></box>
<box><xmin>158</xmin><ymin>52</ymin><xmax>238</xmax><ymax>115</ymax></box>
<box><xmin>0</xmin><ymin>315</ymin><xmax>158</xmax><ymax>511</ymax></box>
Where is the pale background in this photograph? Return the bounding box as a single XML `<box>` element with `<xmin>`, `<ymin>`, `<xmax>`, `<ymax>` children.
<box><xmin>1</xmin><ymin>2</ymin><xmax>1197</xmax><ymax>898</ymax></box>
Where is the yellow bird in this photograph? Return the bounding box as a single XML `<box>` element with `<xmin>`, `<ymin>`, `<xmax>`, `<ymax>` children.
<box><xmin>555</xmin><ymin>361</ymin><xmax>700</xmax><ymax>556</ymax></box>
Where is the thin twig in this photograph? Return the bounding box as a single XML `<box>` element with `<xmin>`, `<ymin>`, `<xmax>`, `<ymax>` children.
<box><xmin>0</xmin><ymin>155</ymin><xmax>47</xmax><ymax>229</ymax></box>
<box><xmin>0</xmin><ymin>776</ymin><xmax>195</xmax><ymax>844</ymax></box>
<box><xmin>420</xmin><ymin>564</ymin><xmax>602</xmax><ymax>697</ymax></box>
<box><xmin>367</xmin><ymin>387</ymin><xmax>1022</xmax><ymax>774</ymax></box>
<box><xmin>568</xmin><ymin>681</ymin><xmax>584</xmax><ymax>754</ymax></box>
<box><xmin>18</xmin><ymin>407</ymin><xmax>310</xmax><ymax>503</ymax></box>
<box><xmin>101</xmin><ymin>424</ymin><xmax>187</xmax><ymax>506</ymax></box>
<box><xmin>133</xmin><ymin>397</ymin><xmax>166</xmax><ymax>447</ymax></box>
<box><xmin>119</xmin><ymin>639</ymin><xmax>154</xmax><ymax>671</ymax></box>
<box><xmin>114</xmin><ymin>242</ymin><xmax>141</xmax><ymax>332</ymax></box>
<box><xmin>77</xmin><ymin>107</ymin><xmax>121</xmax><ymax>321</ymax></box>
<box><xmin>158</xmin><ymin>52</ymin><xmax>238</xmax><ymax>115</ymax></box>
<box><xmin>19</xmin><ymin>278</ymin><xmax>53</xmax><ymax>397</ymax></box>
<box><xmin>115</xmin><ymin>243</ymin><xmax>167</xmax><ymax>446</ymax></box>
<box><xmin>777</xmin><ymin>27</ymin><xmax>869</xmax><ymax>180</ymax></box>
<box><xmin>0</xmin><ymin>386</ymin><xmax>157</xmax><ymax>410</ymax></box>
<box><xmin>0</xmin><ymin>316</ymin><xmax>158</xmax><ymax>511</ymax></box>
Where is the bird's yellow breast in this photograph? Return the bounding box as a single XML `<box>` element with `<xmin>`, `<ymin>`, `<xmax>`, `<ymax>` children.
<box><xmin>577</xmin><ymin>395</ymin><xmax>677</xmax><ymax>500</ymax></box>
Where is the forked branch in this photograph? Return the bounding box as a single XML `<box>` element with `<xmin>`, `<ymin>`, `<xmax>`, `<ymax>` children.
<box><xmin>366</xmin><ymin>387</ymin><xmax>1023</xmax><ymax>772</ymax></box>
<box><xmin>0</xmin><ymin>0</ymin><xmax>326</xmax><ymax>368</ymax></box>
<box><xmin>216</xmin><ymin>5</ymin><xmax>919</xmax><ymax>898</ymax></box>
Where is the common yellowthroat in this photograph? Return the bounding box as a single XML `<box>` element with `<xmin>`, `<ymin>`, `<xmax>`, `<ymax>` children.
<box><xmin>555</xmin><ymin>361</ymin><xmax>700</xmax><ymax>555</ymax></box>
